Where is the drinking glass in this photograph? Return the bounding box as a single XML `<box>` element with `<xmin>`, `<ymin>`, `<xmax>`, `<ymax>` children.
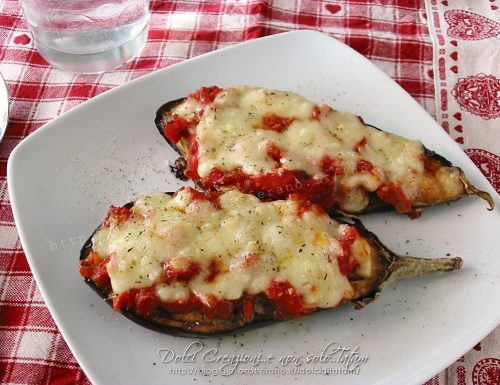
<box><xmin>20</xmin><ymin>0</ymin><xmax>150</xmax><ymax>73</ymax></box>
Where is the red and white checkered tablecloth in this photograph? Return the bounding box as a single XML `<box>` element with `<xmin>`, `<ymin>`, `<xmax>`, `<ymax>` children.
<box><xmin>0</xmin><ymin>1</ymin><xmax>498</xmax><ymax>384</ymax></box>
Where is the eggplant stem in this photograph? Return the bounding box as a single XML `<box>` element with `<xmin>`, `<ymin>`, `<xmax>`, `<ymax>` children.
<box><xmin>387</xmin><ymin>255</ymin><xmax>463</xmax><ymax>281</ymax></box>
<box><xmin>459</xmin><ymin>170</ymin><xmax>495</xmax><ymax>211</ymax></box>
<box><xmin>354</xmin><ymin>255</ymin><xmax>463</xmax><ymax>309</ymax></box>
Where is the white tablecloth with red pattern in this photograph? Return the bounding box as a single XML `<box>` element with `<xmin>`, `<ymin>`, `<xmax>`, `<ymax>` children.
<box><xmin>0</xmin><ymin>1</ymin><xmax>498</xmax><ymax>384</ymax></box>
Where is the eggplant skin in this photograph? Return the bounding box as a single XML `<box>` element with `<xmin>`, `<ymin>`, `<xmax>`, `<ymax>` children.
<box><xmin>155</xmin><ymin>98</ymin><xmax>191</xmax><ymax>182</ymax></box>
<box><xmin>155</xmin><ymin>97</ymin><xmax>186</xmax><ymax>158</ymax></box>
<box><xmin>80</xmin><ymin>194</ymin><xmax>461</xmax><ymax>336</ymax></box>
<box><xmin>155</xmin><ymin>97</ymin><xmax>494</xmax><ymax>215</ymax></box>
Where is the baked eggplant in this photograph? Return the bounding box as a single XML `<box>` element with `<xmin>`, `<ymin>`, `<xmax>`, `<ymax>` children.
<box><xmin>155</xmin><ymin>86</ymin><xmax>493</xmax><ymax>217</ymax></box>
<box><xmin>80</xmin><ymin>187</ymin><xmax>462</xmax><ymax>336</ymax></box>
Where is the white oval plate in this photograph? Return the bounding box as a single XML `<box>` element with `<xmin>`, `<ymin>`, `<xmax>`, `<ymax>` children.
<box><xmin>8</xmin><ymin>31</ymin><xmax>500</xmax><ymax>385</ymax></box>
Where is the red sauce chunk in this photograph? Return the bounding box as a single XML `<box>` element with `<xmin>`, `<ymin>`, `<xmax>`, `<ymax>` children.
<box><xmin>163</xmin><ymin>116</ymin><xmax>190</xmax><ymax>144</ymax></box>
<box><xmin>188</xmin><ymin>86</ymin><xmax>222</xmax><ymax>106</ymax></box>
<box><xmin>244</xmin><ymin>169</ymin><xmax>298</xmax><ymax>195</ymax></box>
<box><xmin>356</xmin><ymin>159</ymin><xmax>374</xmax><ymax>173</ymax></box>
<box><xmin>262</xmin><ymin>114</ymin><xmax>295</xmax><ymax>132</ymax></box>
<box><xmin>205</xmin><ymin>259</ymin><xmax>220</xmax><ymax>282</ymax></box>
<box><xmin>110</xmin><ymin>278</ymin><xmax>321</xmax><ymax>321</ymax></box>
<box><xmin>354</xmin><ymin>137</ymin><xmax>367</xmax><ymax>153</ymax></box>
<box><xmin>182</xmin><ymin>187</ymin><xmax>208</xmax><ymax>201</ymax></box>
<box><xmin>79</xmin><ymin>251</ymin><xmax>99</xmax><ymax>278</ymax></box>
<box><xmin>103</xmin><ymin>206</ymin><xmax>131</xmax><ymax>228</ymax></box>
<box><xmin>338</xmin><ymin>227</ymin><xmax>360</xmax><ymax>275</ymax></box>
<box><xmin>179</xmin><ymin>186</ymin><xmax>221</xmax><ymax>208</ymax></box>
<box><xmin>201</xmin><ymin>167</ymin><xmax>339</xmax><ymax>209</ymax></box>
<box><xmin>159</xmin><ymin>293</ymin><xmax>228</xmax><ymax>319</ymax></box>
<box><xmin>79</xmin><ymin>252</ymin><xmax>111</xmax><ymax>287</ymax></box>
<box><xmin>312</xmin><ymin>105</ymin><xmax>321</xmax><ymax>120</ymax></box>
<box><xmin>134</xmin><ymin>288</ymin><xmax>160</xmax><ymax>317</ymax></box>
<box><xmin>184</xmin><ymin>136</ymin><xmax>200</xmax><ymax>180</ymax></box>
<box><xmin>163</xmin><ymin>258</ymin><xmax>201</xmax><ymax>283</ymax></box>
<box><xmin>303</xmin><ymin>183</ymin><xmax>338</xmax><ymax>210</ymax></box>
<box><xmin>113</xmin><ymin>289</ymin><xmax>235</xmax><ymax>320</ymax></box>
<box><xmin>160</xmin><ymin>294</ymin><xmax>196</xmax><ymax>314</ymax></box>
<box><xmin>266</xmin><ymin>142</ymin><xmax>283</xmax><ymax>165</ymax></box>
<box><xmin>265</xmin><ymin>281</ymin><xmax>315</xmax><ymax>319</ymax></box>
<box><xmin>289</xmin><ymin>193</ymin><xmax>325</xmax><ymax>216</ymax></box>
<box><xmin>113</xmin><ymin>288</ymin><xmax>159</xmax><ymax>317</ymax></box>
<box><xmin>113</xmin><ymin>289</ymin><xmax>136</xmax><ymax>311</ymax></box>
<box><xmin>319</xmin><ymin>156</ymin><xmax>345</xmax><ymax>176</ymax></box>
<box><xmin>241</xmin><ymin>254</ymin><xmax>258</xmax><ymax>268</ymax></box>
<box><xmin>377</xmin><ymin>182</ymin><xmax>412</xmax><ymax>213</ymax></box>
<box><xmin>243</xmin><ymin>296</ymin><xmax>255</xmax><ymax>321</ymax></box>
<box><xmin>203</xmin><ymin>295</ymin><xmax>234</xmax><ymax>319</ymax></box>
<box><xmin>201</xmin><ymin>167</ymin><xmax>299</xmax><ymax>199</ymax></box>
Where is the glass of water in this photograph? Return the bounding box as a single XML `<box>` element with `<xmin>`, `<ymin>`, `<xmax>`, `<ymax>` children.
<box><xmin>20</xmin><ymin>0</ymin><xmax>150</xmax><ymax>73</ymax></box>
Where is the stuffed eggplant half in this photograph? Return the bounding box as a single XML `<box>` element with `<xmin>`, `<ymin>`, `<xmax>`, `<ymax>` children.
<box><xmin>80</xmin><ymin>187</ymin><xmax>462</xmax><ymax>335</ymax></box>
<box><xmin>155</xmin><ymin>86</ymin><xmax>493</xmax><ymax>216</ymax></box>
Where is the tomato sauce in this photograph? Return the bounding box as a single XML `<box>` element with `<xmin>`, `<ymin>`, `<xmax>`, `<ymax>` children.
<box><xmin>163</xmin><ymin>258</ymin><xmax>201</xmax><ymax>283</ymax></box>
<box><xmin>199</xmin><ymin>166</ymin><xmax>340</xmax><ymax>209</ymax></box>
<box><xmin>289</xmin><ymin>193</ymin><xmax>326</xmax><ymax>216</ymax></box>
<box><xmin>83</xmin><ymin>256</ymin><xmax>313</xmax><ymax>321</ymax></box>
<box><xmin>356</xmin><ymin>159</ymin><xmax>374</xmax><ymax>173</ymax></box>
<box><xmin>113</xmin><ymin>287</ymin><xmax>159</xmax><ymax>317</ymax></box>
<box><xmin>338</xmin><ymin>227</ymin><xmax>360</xmax><ymax>275</ymax></box>
<box><xmin>114</xmin><ymin>289</ymin><xmax>241</xmax><ymax>320</ymax></box>
<box><xmin>311</xmin><ymin>105</ymin><xmax>321</xmax><ymax>120</ymax></box>
<box><xmin>319</xmin><ymin>156</ymin><xmax>345</xmax><ymax>176</ymax></box>
<box><xmin>188</xmin><ymin>86</ymin><xmax>223</xmax><ymax>107</ymax></box>
<box><xmin>113</xmin><ymin>289</ymin><xmax>136</xmax><ymax>311</ymax></box>
<box><xmin>241</xmin><ymin>254</ymin><xmax>258</xmax><ymax>268</ymax></box>
<box><xmin>265</xmin><ymin>281</ymin><xmax>315</xmax><ymax>319</ymax></box>
<box><xmin>103</xmin><ymin>206</ymin><xmax>131</xmax><ymax>228</ymax></box>
<box><xmin>177</xmin><ymin>186</ymin><xmax>221</xmax><ymax>208</ymax></box>
<box><xmin>203</xmin><ymin>295</ymin><xmax>234</xmax><ymax>319</ymax></box>
<box><xmin>243</xmin><ymin>296</ymin><xmax>255</xmax><ymax>321</ymax></box>
<box><xmin>134</xmin><ymin>288</ymin><xmax>160</xmax><ymax>317</ymax></box>
<box><xmin>200</xmin><ymin>167</ymin><xmax>299</xmax><ymax>199</ymax></box>
<box><xmin>242</xmin><ymin>170</ymin><xmax>298</xmax><ymax>196</ymax></box>
<box><xmin>162</xmin><ymin>293</ymin><xmax>234</xmax><ymax>319</ymax></box>
<box><xmin>266</xmin><ymin>142</ymin><xmax>283</xmax><ymax>166</ymax></box>
<box><xmin>205</xmin><ymin>259</ymin><xmax>220</xmax><ymax>282</ymax></box>
<box><xmin>377</xmin><ymin>182</ymin><xmax>412</xmax><ymax>213</ymax></box>
<box><xmin>163</xmin><ymin>116</ymin><xmax>190</xmax><ymax>144</ymax></box>
<box><xmin>354</xmin><ymin>137</ymin><xmax>367</xmax><ymax>153</ymax></box>
<box><xmin>184</xmin><ymin>136</ymin><xmax>200</xmax><ymax>180</ymax></box>
<box><xmin>262</xmin><ymin>114</ymin><xmax>295</xmax><ymax>132</ymax></box>
<box><xmin>79</xmin><ymin>252</ymin><xmax>111</xmax><ymax>287</ymax></box>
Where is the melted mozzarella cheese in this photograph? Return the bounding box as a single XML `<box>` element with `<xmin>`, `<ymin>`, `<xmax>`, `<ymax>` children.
<box><xmin>92</xmin><ymin>189</ymin><xmax>373</xmax><ymax>308</ymax></box>
<box><xmin>171</xmin><ymin>86</ymin><xmax>464</xmax><ymax>212</ymax></box>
